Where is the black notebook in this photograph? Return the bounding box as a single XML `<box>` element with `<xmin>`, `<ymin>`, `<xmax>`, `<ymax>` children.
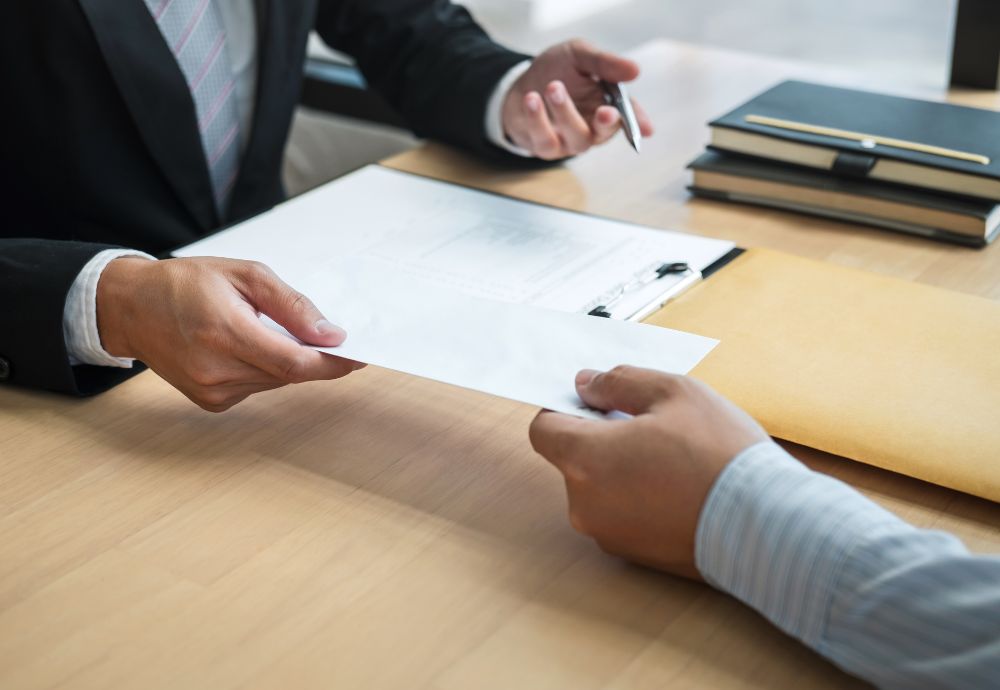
<box><xmin>688</xmin><ymin>151</ymin><xmax>1000</xmax><ymax>247</ymax></box>
<box><xmin>709</xmin><ymin>81</ymin><xmax>1000</xmax><ymax>202</ymax></box>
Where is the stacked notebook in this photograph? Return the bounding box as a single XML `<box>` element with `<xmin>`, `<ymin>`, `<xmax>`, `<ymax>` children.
<box><xmin>688</xmin><ymin>80</ymin><xmax>1000</xmax><ymax>246</ymax></box>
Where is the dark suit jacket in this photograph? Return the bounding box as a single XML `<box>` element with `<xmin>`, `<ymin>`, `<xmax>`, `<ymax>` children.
<box><xmin>0</xmin><ymin>0</ymin><xmax>530</xmax><ymax>395</ymax></box>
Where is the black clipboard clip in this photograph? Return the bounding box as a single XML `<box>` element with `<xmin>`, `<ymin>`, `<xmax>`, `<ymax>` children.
<box><xmin>587</xmin><ymin>261</ymin><xmax>697</xmax><ymax>320</ymax></box>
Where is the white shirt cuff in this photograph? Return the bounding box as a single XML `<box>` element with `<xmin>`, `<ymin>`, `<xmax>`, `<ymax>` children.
<box><xmin>484</xmin><ymin>60</ymin><xmax>533</xmax><ymax>157</ymax></box>
<box><xmin>63</xmin><ymin>249</ymin><xmax>157</xmax><ymax>368</ymax></box>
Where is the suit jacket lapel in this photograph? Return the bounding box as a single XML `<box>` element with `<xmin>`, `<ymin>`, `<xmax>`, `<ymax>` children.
<box><xmin>78</xmin><ymin>0</ymin><xmax>218</xmax><ymax>230</ymax></box>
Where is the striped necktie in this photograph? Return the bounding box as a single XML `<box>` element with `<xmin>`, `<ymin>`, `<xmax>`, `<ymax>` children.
<box><xmin>144</xmin><ymin>0</ymin><xmax>242</xmax><ymax>215</ymax></box>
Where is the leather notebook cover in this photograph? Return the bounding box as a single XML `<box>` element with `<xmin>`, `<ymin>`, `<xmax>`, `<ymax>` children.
<box><xmin>690</xmin><ymin>150</ymin><xmax>1000</xmax><ymax>221</ymax></box>
<box><xmin>688</xmin><ymin>150</ymin><xmax>1000</xmax><ymax>247</ymax></box>
<box><xmin>647</xmin><ymin>248</ymin><xmax>1000</xmax><ymax>501</ymax></box>
<box><xmin>711</xmin><ymin>80</ymin><xmax>1000</xmax><ymax>184</ymax></box>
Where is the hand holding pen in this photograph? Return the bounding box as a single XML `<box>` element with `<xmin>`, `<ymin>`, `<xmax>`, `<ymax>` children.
<box><xmin>500</xmin><ymin>39</ymin><xmax>654</xmax><ymax>160</ymax></box>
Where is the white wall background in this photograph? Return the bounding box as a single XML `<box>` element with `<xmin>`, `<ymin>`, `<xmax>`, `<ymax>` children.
<box><xmin>463</xmin><ymin>0</ymin><xmax>631</xmax><ymax>30</ymax></box>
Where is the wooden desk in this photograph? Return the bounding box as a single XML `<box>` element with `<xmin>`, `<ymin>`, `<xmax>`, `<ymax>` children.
<box><xmin>2</xmin><ymin>41</ymin><xmax>998</xmax><ymax>690</ymax></box>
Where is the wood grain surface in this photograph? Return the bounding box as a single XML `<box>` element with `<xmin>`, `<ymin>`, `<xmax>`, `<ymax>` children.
<box><xmin>2</xmin><ymin>41</ymin><xmax>998</xmax><ymax>690</ymax></box>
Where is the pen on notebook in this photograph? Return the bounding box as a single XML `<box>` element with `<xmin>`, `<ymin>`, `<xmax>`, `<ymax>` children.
<box><xmin>744</xmin><ymin>114</ymin><xmax>991</xmax><ymax>165</ymax></box>
<box><xmin>600</xmin><ymin>80</ymin><xmax>642</xmax><ymax>153</ymax></box>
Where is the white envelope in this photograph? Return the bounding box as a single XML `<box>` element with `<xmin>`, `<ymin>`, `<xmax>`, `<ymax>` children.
<box><xmin>269</xmin><ymin>260</ymin><xmax>718</xmax><ymax>419</ymax></box>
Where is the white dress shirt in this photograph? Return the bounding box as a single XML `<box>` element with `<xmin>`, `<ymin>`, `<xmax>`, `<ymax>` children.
<box><xmin>63</xmin><ymin>249</ymin><xmax>157</xmax><ymax>367</ymax></box>
<box><xmin>64</xmin><ymin>2</ymin><xmax>528</xmax><ymax>368</ymax></box>
<box><xmin>698</xmin><ymin>442</ymin><xmax>1000</xmax><ymax>689</ymax></box>
<box><xmin>215</xmin><ymin>0</ymin><xmax>258</xmax><ymax>154</ymax></box>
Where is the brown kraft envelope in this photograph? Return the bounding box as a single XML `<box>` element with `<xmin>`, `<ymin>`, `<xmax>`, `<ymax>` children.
<box><xmin>647</xmin><ymin>248</ymin><xmax>1000</xmax><ymax>502</ymax></box>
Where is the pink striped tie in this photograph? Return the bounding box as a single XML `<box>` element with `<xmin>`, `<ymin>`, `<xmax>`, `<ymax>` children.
<box><xmin>144</xmin><ymin>0</ymin><xmax>242</xmax><ymax>214</ymax></box>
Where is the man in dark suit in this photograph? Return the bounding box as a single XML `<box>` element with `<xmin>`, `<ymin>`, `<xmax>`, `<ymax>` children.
<box><xmin>0</xmin><ymin>0</ymin><xmax>652</xmax><ymax>411</ymax></box>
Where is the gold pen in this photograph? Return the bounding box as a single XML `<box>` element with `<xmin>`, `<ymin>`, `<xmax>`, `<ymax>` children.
<box><xmin>744</xmin><ymin>114</ymin><xmax>991</xmax><ymax>165</ymax></box>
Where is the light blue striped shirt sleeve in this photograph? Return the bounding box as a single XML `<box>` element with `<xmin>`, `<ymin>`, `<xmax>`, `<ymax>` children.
<box><xmin>696</xmin><ymin>442</ymin><xmax>1000</xmax><ymax>689</ymax></box>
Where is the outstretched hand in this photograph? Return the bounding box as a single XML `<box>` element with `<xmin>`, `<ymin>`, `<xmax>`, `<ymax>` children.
<box><xmin>529</xmin><ymin>366</ymin><xmax>770</xmax><ymax>579</ymax></box>
<box><xmin>97</xmin><ymin>257</ymin><xmax>364</xmax><ymax>412</ymax></box>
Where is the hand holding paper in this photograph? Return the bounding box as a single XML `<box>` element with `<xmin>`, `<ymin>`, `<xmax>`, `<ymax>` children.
<box><xmin>96</xmin><ymin>256</ymin><xmax>363</xmax><ymax>412</ymax></box>
<box><xmin>175</xmin><ymin>166</ymin><xmax>730</xmax><ymax>416</ymax></box>
<box><xmin>530</xmin><ymin>366</ymin><xmax>769</xmax><ymax>578</ymax></box>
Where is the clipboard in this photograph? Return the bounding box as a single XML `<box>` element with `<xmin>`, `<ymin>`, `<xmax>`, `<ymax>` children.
<box><xmin>585</xmin><ymin>249</ymin><xmax>745</xmax><ymax>321</ymax></box>
<box><xmin>174</xmin><ymin>165</ymin><xmax>738</xmax><ymax>321</ymax></box>
<box><xmin>643</xmin><ymin>248</ymin><xmax>1000</xmax><ymax>503</ymax></box>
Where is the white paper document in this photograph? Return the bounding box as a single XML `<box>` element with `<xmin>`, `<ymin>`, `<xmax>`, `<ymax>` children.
<box><xmin>176</xmin><ymin>166</ymin><xmax>735</xmax><ymax>317</ymax></box>
<box><xmin>272</xmin><ymin>262</ymin><xmax>718</xmax><ymax>419</ymax></box>
<box><xmin>176</xmin><ymin>166</ymin><xmax>726</xmax><ymax>415</ymax></box>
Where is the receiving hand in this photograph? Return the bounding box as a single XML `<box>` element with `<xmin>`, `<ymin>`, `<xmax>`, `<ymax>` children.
<box><xmin>529</xmin><ymin>366</ymin><xmax>770</xmax><ymax>580</ymax></box>
<box><xmin>502</xmin><ymin>40</ymin><xmax>655</xmax><ymax>160</ymax></box>
<box><xmin>97</xmin><ymin>257</ymin><xmax>363</xmax><ymax>412</ymax></box>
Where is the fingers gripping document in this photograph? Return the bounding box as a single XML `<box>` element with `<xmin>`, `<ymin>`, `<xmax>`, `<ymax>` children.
<box><xmin>176</xmin><ymin>166</ymin><xmax>732</xmax><ymax>416</ymax></box>
<box><xmin>266</xmin><ymin>261</ymin><xmax>718</xmax><ymax>419</ymax></box>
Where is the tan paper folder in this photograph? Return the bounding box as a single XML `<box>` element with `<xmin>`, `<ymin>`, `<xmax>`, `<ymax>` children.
<box><xmin>648</xmin><ymin>248</ymin><xmax>1000</xmax><ymax>501</ymax></box>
